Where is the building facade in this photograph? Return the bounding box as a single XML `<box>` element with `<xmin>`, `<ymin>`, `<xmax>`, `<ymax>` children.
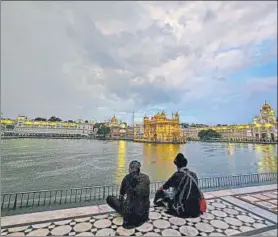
<box><xmin>182</xmin><ymin>102</ymin><xmax>278</xmax><ymax>142</ymax></box>
<box><xmin>1</xmin><ymin>116</ymin><xmax>96</xmax><ymax>137</ymax></box>
<box><xmin>134</xmin><ymin>123</ymin><xmax>144</xmax><ymax>139</ymax></box>
<box><xmin>142</xmin><ymin>111</ymin><xmax>186</xmax><ymax>143</ymax></box>
<box><xmin>108</xmin><ymin>115</ymin><xmax>134</xmax><ymax>139</ymax></box>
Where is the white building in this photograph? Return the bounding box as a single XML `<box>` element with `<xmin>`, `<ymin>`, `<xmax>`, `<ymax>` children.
<box><xmin>134</xmin><ymin>123</ymin><xmax>144</xmax><ymax>138</ymax></box>
<box><xmin>2</xmin><ymin>116</ymin><xmax>97</xmax><ymax>137</ymax></box>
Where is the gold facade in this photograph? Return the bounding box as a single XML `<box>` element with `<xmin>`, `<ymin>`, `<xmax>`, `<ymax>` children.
<box><xmin>143</xmin><ymin>111</ymin><xmax>186</xmax><ymax>143</ymax></box>
<box><xmin>106</xmin><ymin>115</ymin><xmax>119</xmax><ymax>127</ymax></box>
<box><xmin>0</xmin><ymin>119</ymin><xmax>16</xmax><ymax>125</ymax></box>
<box><xmin>252</xmin><ymin>102</ymin><xmax>277</xmax><ymax>140</ymax></box>
<box><xmin>1</xmin><ymin>117</ymin><xmax>78</xmax><ymax>127</ymax></box>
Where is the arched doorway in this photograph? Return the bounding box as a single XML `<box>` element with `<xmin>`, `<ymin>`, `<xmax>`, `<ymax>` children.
<box><xmin>271</xmin><ymin>133</ymin><xmax>275</xmax><ymax>141</ymax></box>
<box><xmin>261</xmin><ymin>133</ymin><xmax>267</xmax><ymax>141</ymax></box>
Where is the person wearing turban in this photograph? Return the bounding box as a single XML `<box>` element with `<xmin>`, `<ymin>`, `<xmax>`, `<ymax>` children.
<box><xmin>154</xmin><ymin>153</ymin><xmax>201</xmax><ymax>218</ymax></box>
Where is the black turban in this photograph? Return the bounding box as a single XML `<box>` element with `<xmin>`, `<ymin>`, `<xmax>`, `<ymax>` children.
<box><xmin>174</xmin><ymin>153</ymin><xmax>188</xmax><ymax>168</ymax></box>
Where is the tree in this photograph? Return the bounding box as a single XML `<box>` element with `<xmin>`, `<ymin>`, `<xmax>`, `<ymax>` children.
<box><xmin>6</xmin><ymin>125</ymin><xmax>15</xmax><ymax>129</ymax></box>
<box><xmin>180</xmin><ymin>123</ymin><xmax>189</xmax><ymax>128</ymax></box>
<box><xmin>48</xmin><ymin>116</ymin><xmax>62</xmax><ymax>122</ymax></box>
<box><xmin>48</xmin><ymin>116</ymin><xmax>55</xmax><ymax>121</ymax></box>
<box><xmin>34</xmin><ymin>117</ymin><xmax>47</xmax><ymax>121</ymax></box>
<box><xmin>198</xmin><ymin>129</ymin><xmax>221</xmax><ymax>140</ymax></box>
<box><xmin>94</xmin><ymin>123</ymin><xmax>105</xmax><ymax>128</ymax></box>
<box><xmin>97</xmin><ymin>125</ymin><xmax>111</xmax><ymax>137</ymax></box>
<box><xmin>68</xmin><ymin>120</ymin><xmax>74</xmax><ymax>123</ymax></box>
<box><xmin>85</xmin><ymin>120</ymin><xmax>88</xmax><ymax>123</ymax></box>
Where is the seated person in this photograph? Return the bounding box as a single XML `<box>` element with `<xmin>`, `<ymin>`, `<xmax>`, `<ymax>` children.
<box><xmin>154</xmin><ymin>153</ymin><xmax>201</xmax><ymax>218</ymax></box>
<box><xmin>106</xmin><ymin>160</ymin><xmax>150</xmax><ymax>229</ymax></box>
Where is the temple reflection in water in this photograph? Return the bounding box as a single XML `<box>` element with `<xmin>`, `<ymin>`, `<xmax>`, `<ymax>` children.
<box><xmin>254</xmin><ymin>144</ymin><xmax>277</xmax><ymax>173</ymax></box>
<box><xmin>115</xmin><ymin>140</ymin><xmax>127</xmax><ymax>184</ymax></box>
<box><xmin>227</xmin><ymin>143</ymin><xmax>236</xmax><ymax>156</ymax></box>
<box><xmin>225</xmin><ymin>143</ymin><xmax>277</xmax><ymax>173</ymax></box>
<box><xmin>113</xmin><ymin>140</ymin><xmax>277</xmax><ymax>185</ymax></box>
<box><xmin>142</xmin><ymin>143</ymin><xmax>181</xmax><ymax>181</ymax></box>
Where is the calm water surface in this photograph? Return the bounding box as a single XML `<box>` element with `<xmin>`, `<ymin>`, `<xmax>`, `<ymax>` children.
<box><xmin>1</xmin><ymin>139</ymin><xmax>277</xmax><ymax>193</ymax></box>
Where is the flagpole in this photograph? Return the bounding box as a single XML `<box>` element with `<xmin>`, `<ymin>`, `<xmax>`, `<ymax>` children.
<box><xmin>132</xmin><ymin>109</ymin><xmax>135</xmax><ymax>140</ymax></box>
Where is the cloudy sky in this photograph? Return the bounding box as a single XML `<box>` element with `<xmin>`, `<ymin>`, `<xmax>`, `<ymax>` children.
<box><xmin>1</xmin><ymin>1</ymin><xmax>277</xmax><ymax>124</ymax></box>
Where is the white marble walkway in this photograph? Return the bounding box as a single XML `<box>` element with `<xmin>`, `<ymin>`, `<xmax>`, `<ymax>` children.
<box><xmin>1</xmin><ymin>184</ymin><xmax>277</xmax><ymax>236</ymax></box>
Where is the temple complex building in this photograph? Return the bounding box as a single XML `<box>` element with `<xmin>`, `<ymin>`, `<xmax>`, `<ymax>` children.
<box><xmin>105</xmin><ymin>115</ymin><xmax>119</xmax><ymax>128</ymax></box>
<box><xmin>182</xmin><ymin>102</ymin><xmax>277</xmax><ymax>142</ymax></box>
<box><xmin>252</xmin><ymin>102</ymin><xmax>277</xmax><ymax>140</ymax></box>
<box><xmin>1</xmin><ymin>116</ymin><xmax>96</xmax><ymax>137</ymax></box>
<box><xmin>134</xmin><ymin>123</ymin><xmax>144</xmax><ymax>139</ymax></box>
<box><xmin>140</xmin><ymin>111</ymin><xmax>186</xmax><ymax>143</ymax></box>
<box><xmin>108</xmin><ymin>115</ymin><xmax>133</xmax><ymax>140</ymax></box>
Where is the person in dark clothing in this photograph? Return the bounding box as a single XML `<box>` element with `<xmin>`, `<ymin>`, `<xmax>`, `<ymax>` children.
<box><xmin>106</xmin><ymin>160</ymin><xmax>150</xmax><ymax>229</ymax></box>
<box><xmin>154</xmin><ymin>153</ymin><xmax>201</xmax><ymax>218</ymax></box>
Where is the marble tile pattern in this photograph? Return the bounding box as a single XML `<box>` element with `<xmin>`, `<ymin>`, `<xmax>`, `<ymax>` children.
<box><xmin>236</xmin><ymin>190</ymin><xmax>277</xmax><ymax>213</ymax></box>
<box><xmin>1</xmin><ymin>198</ymin><xmax>276</xmax><ymax>236</ymax></box>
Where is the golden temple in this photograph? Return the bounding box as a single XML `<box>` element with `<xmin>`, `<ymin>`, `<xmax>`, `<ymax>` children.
<box><xmin>139</xmin><ymin>111</ymin><xmax>186</xmax><ymax>144</ymax></box>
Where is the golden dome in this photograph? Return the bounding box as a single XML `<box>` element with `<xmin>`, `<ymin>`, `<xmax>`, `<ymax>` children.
<box><xmin>111</xmin><ymin>115</ymin><xmax>117</xmax><ymax>123</ymax></box>
<box><xmin>154</xmin><ymin>112</ymin><xmax>160</xmax><ymax>118</ymax></box>
<box><xmin>175</xmin><ymin>112</ymin><xmax>179</xmax><ymax>117</ymax></box>
<box><xmin>161</xmin><ymin>111</ymin><xmax>166</xmax><ymax>117</ymax></box>
<box><xmin>262</xmin><ymin>101</ymin><xmax>271</xmax><ymax>110</ymax></box>
<box><xmin>120</xmin><ymin>123</ymin><xmax>126</xmax><ymax>128</ymax></box>
<box><xmin>262</xmin><ymin>104</ymin><xmax>271</xmax><ymax>110</ymax></box>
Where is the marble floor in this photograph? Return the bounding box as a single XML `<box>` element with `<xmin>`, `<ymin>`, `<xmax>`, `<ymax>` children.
<box><xmin>1</xmin><ymin>198</ymin><xmax>277</xmax><ymax>236</ymax></box>
<box><xmin>1</xmin><ymin>185</ymin><xmax>277</xmax><ymax>236</ymax></box>
<box><xmin>236</xmin><ymin>190</ymin><xmax>277</xmax><ymax>214</ymax></box>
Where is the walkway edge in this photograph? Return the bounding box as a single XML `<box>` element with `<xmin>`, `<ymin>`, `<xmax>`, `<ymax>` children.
<box><xmin>1</xmin><ymin>184</ymin><xmax>277</xmax><ymax>227</ymax></box>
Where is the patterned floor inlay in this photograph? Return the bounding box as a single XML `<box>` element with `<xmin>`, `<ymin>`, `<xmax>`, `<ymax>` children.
<box><xmin>236</xmin><ymin>190</ymin><xmax>277</xmax><ymax>214</ymax></box>
<box><xmin>1</xmin><ymin>198</ymin><xmax>276</xmax><ymax>236</ymax></box>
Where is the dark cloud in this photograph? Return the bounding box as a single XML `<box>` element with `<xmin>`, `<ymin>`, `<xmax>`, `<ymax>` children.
<box><xmin>1</xmin><ymin>1</ymin><xmax>277</xmax><ymax>123</ymax></box>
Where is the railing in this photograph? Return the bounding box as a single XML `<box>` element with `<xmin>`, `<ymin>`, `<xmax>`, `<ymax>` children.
<box><xmin>1</xmin><ymin>172</ymin><xmax>277</xmax><ymax>212</ymax></box>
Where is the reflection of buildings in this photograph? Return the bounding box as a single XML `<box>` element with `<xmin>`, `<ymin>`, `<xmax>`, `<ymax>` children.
<box><xmin>255</xmin><ymin>144</ymin><xmax>277</xmax><ymax>173</ymax></box>
<box><xmin>1</xmin><ymin>115</ymin><xmax>96</xmax><ymax>136</ymax></box>
<box><xmin>141</xmin><ymin>111</ymin><xmax>186</xmax><ymax>143</ymax></box>
<box><xmin>182</xmin><ymin>102</ymin><xmax>278</xmax><ymax>142</ymax></box>
<box><xmin>115</xmin><ymin>140</ymin><xmax>127</xmax><ymax>184</ymax></box>
<box><xmin>248</xmin><ymin>144</ymin><xmax>254</xmax><ymax>152</ymax></box>
<box><xmin>227</xmin><ymin>143</ymin><xmax>235</xmax><ymax>156</ymax></box>
<box><xmin>142</xmin><ymin>143</ymin><xmax>181</xmax><ymax>181</ymax></box>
